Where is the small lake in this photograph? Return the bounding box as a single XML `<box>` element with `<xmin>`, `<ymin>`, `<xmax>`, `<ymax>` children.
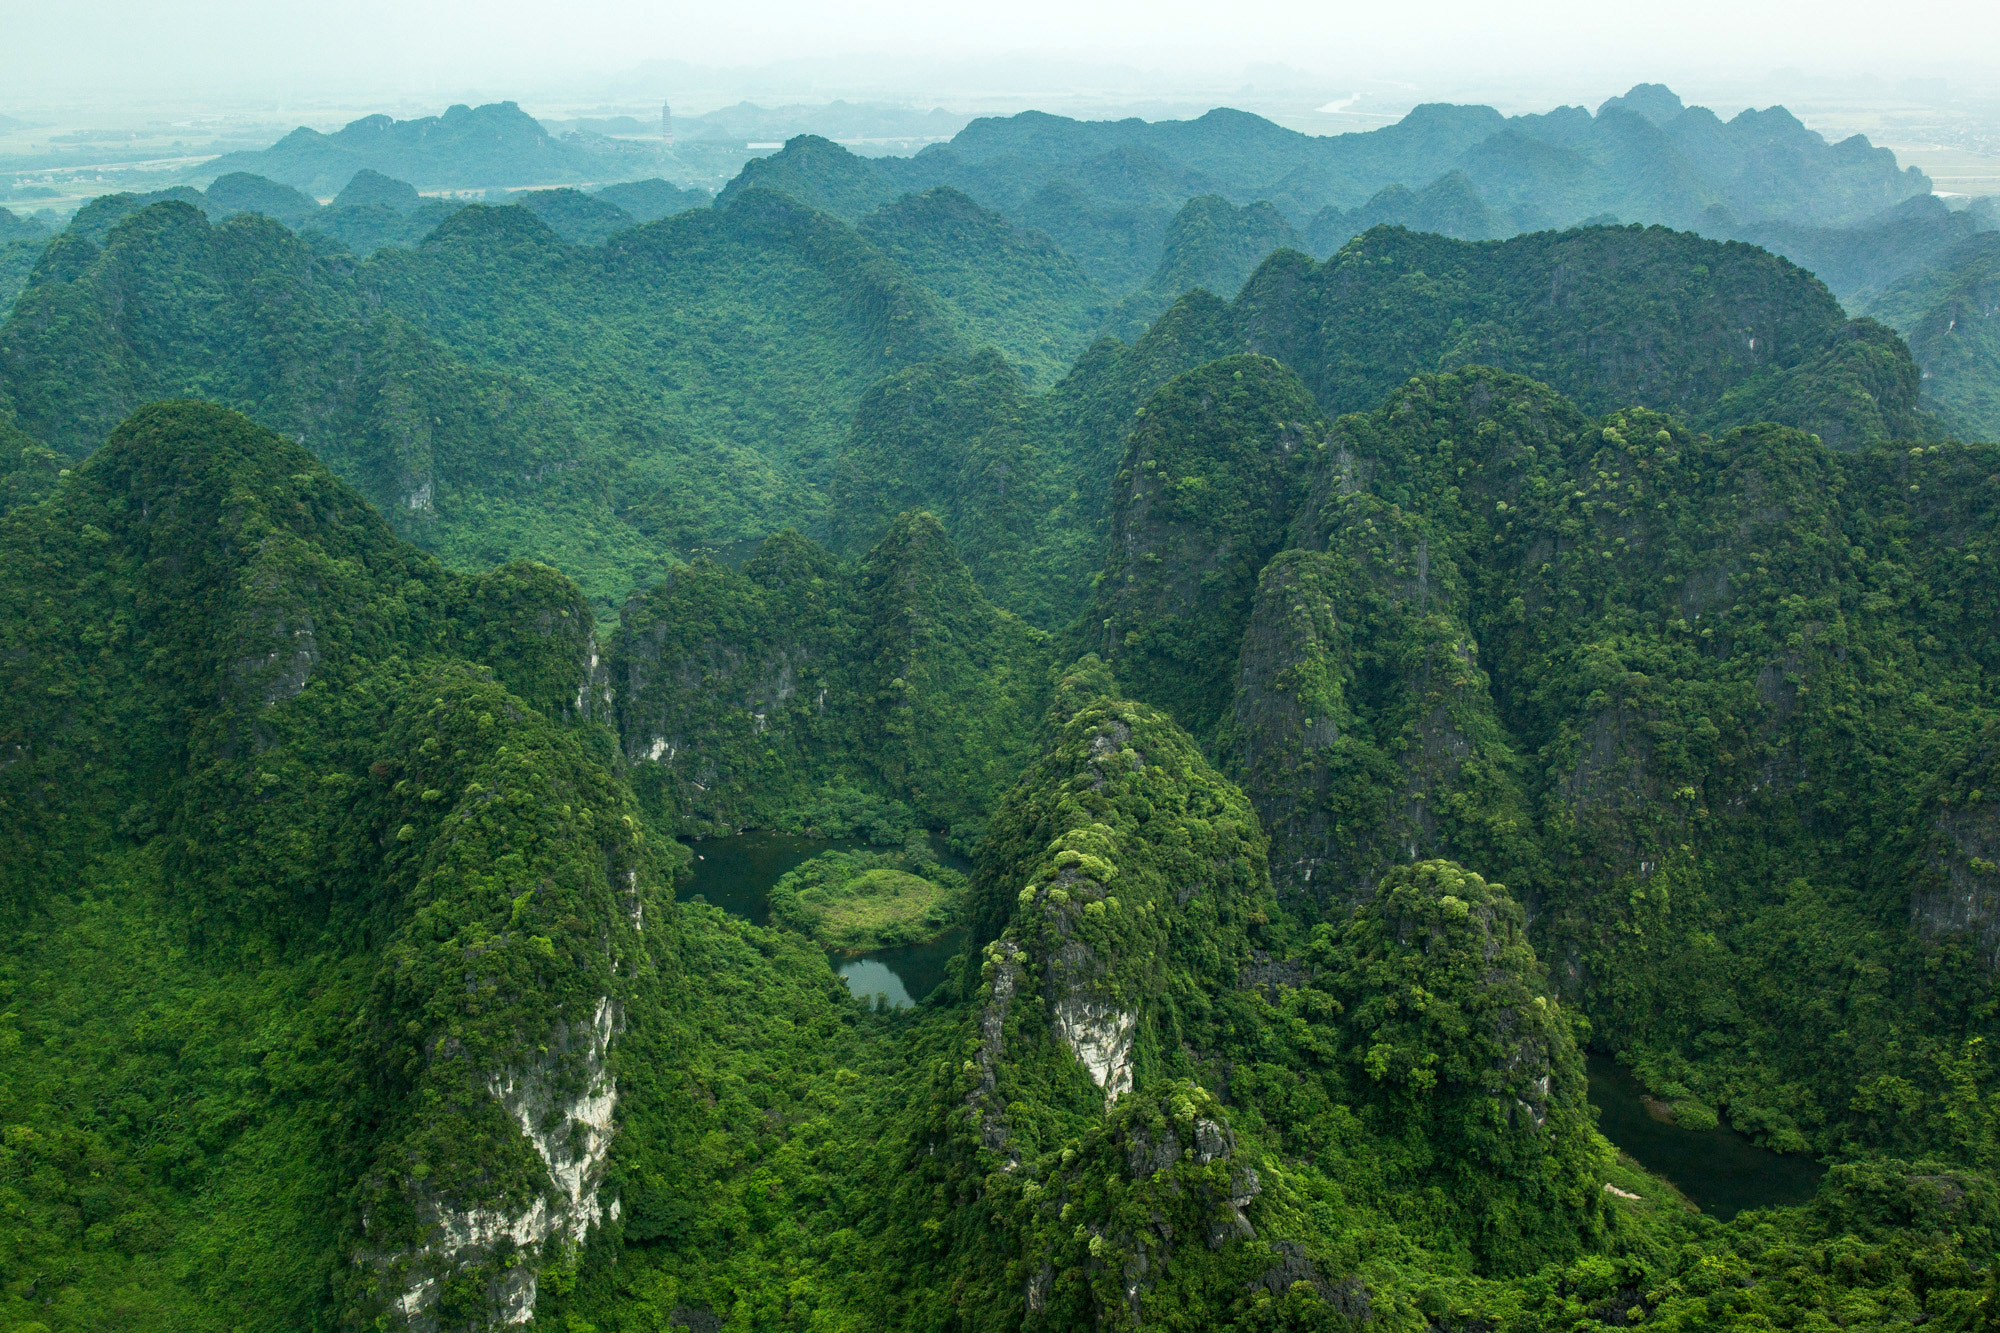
<box><xmin>1586</xmin><ymin>1053</ymin><xmax>1826</xmax><ymax>1219</ymax></box>
<box><xmin>678</xmin><ymin>831</ymin><xmax>966</xmax><ymax>1008</ymax></box>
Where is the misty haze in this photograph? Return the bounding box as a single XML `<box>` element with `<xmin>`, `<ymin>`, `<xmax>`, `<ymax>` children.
<box><xmin>3</xmin><ymin>2</ymin><xmax>1999</xmax><ymax>1329</ymax></box>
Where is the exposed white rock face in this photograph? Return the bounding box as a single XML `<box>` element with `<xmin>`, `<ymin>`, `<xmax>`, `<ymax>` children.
<box><xmin>1052</xmin><ymin>995</ymin><xmax>1136</xmax><ymax>1106</ymax></box>
<box><xmin>390</xmin><ymin>997</ymin><xmax>621</xmax><ymax>1330</ymax></box>
<box><xmin>574</xmin><ymin>635</ymin><xmax>613</xmax><ymax>719</ymax></box>
<box><xmin>625</xmin><ymin>869</ymin><xmax>644</xmax><ymax>932</ymax></box>
<box><xmin>492</xmin><ymin>996</ymin><xmax>618</xmax><ymax>1221</ymax></box>
<box><xmin>966</xmin><ymin>941</ymin><xmax>1025</xmax><ymax>1164</ymax></box>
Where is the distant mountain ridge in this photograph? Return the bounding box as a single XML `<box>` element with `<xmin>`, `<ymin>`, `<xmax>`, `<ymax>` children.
<box><xmin>697</xmin><ymin>85</ymin><xmax>1933</xmax><ymax>310</ymax></box>
<box><xmin>197</xmin><ymin>101</ymin><xmax>657</xmax><ymax>195</ymax></box>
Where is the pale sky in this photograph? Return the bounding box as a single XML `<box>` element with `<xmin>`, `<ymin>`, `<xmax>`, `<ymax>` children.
<box><xmin>2</xmin><ymin>0</ymin><xmax>1994</xmax><ymax>107</ymax></box>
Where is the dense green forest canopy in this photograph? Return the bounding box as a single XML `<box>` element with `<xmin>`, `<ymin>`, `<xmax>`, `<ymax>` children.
<box><xmin>8</xmin><ymin>397</ymin><xmax>2000</xmax><ymax>1329</ymax></box>
<box><xmin>1</xmin><ymin>78</ymin><xmax>1999</xmax><ymax>1332</ymax></box>
<box><xmin>4</xmin><ymin>82</ymin><xmax>1990</xmax><ymax>433</ymax></box>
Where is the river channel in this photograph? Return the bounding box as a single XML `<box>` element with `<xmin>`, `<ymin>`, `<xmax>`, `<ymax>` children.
<box><xmin>1586</xmin><ymin>1053</ymin><xmax>1826</xmax><ymax>1218</ymax></box>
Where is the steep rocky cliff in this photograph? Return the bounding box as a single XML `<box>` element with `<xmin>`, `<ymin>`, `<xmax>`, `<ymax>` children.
<box><xmin>1086</xmin><ymin>355</ymin><xmax>1321</xmax><ymax>736</ymax></box>
<box><xmin>609</xmin><ymin>514</ymin><xmax>1048</xmax><ymax>838</ymax></box>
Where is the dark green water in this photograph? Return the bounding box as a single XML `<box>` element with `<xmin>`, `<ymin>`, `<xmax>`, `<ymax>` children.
<box><xmin>677</xmin><ymin>832</ymin><xmax>865</xmax><ymax>926</ymax></box>
<box><xmin>830</xmin><ymin>930</ymin><xmax>968</xmax><ymax>1009</ymax></box>
<box><xmin>1586</xmin><ymin>1053</ymin><xmax>1826</xmax><ymax>1219</ymax></box>
<box><xmin>678</xmin><ymin>831</ymin><xmax>964</xmax><ymax>1008</ymax></box>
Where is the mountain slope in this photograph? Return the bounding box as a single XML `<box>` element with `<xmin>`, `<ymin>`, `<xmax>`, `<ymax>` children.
<box><xmin>1104</xmin><ymin>193</ymin><xmax>1301</xmax><ymax>339</ymax></box>
<box><xmin>1237</xmin><ymin>223</ymin><xmax>1931</xmax><ymax>446</ymax></box>
<box><xmin>829</xmin><ymin>221</ymin><xmax>1935</xmax><ymax>639</ymax></box>
<box><xmin>1076</xmin><ymin>354</ymin><xmax>2000</xmax><ymax>1173</ymax></box>
<box><xmin>0</xmin><ymin>186</ymin><xmax>1008</xmax><ymax>616</ymax></box>
<box><xmin>0</xmin><ymin>200</ymin><xmax>681</xmax><ymax>611</ymax></box>
<box><xmin>197</xmin><ymin>101</ymin><xmax>631</xmax><ymax>195</ymax></box>
<box><xmin>857</xmin><ymin>186</ymin><xmax>1110</xmax><ymax>384</ymax></box>
<box><xmin>0</xmin><ymin>401</ymin><xmax>655</xmax><ymax>1327</ymax></box>
<box><xmin>714</xmin><ymin>133</ymin><xmax>905</xmax><ymax>221</ymax></box>
<box><xmin>361</xmin><ymin>188</ymin><xmax>961</xmax><ymax>493</ymax></box>
<box><xmin>1866</xmin><ymin>232</ymin><xmax>2000</xmax><ymax>442</ymax></box>
<box><xmin>608</xmin><ymin>514</ymin><xmax>1049</xmax><ymax>839</ymax></box>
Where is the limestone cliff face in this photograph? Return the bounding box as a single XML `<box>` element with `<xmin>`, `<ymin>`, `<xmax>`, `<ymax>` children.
<box><xmin>941</xmin><ymin>686</ymin><xmax>1319</xmax><ymax>1327</ymax></box>
<box><xmin>1086</xmin><ymin>354</ymin><xmax>1322</xmax><ymax>738</ymax></box>
<box><xmin>375</xmin><ymin>999</ymin><xmax>623</xmax><ymax>1331</ymax></box>
<box><xmin>608</xmin><ymin>536</ymin><xmax>841</xmax><ymax>835</ymax></box>
<box><xmin>965</xmin><ymin>692</ymin><xmax>1271</xmax><ymax>1135</ymax></box>
<box><xmin>1910</xmin><ymin>725</ymin><xmax>2000</xmax><ymax>967</ymax></box>
<box><xmin>1914</xmin><ymin>800</ymin><xmax>2000</xmax><ymax>966</ymax></box>
<box><xmin>1224</xmin><ymin>493</ymin><xmax>1532</xmax><ymax>912</ymax></box>
<box><xmin>0</xmin><ymin>404</ymin><xmax>653</xmax><ymax>1331</ymax></box>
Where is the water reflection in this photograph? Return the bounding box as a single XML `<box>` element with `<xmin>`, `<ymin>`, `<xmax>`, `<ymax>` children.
<box><xmin>1586</xmin><ymin>1053</ymin><xmax>1826</xmax><ymax>1219</ymax></box>
<box><xmin>676</xmin><ymin>832</ymin><xmax>864</xmax><ymax>925</ymax></box>
<box><xmin>834</xmin><ymin>928</ymin><xmax>966</xmax><ymax>1008</ymax></box>
<box><xmin>679</xmin><ymin>831</ymin><xmax>965</xmax><ymax>1008</ymax></box>
<box><xmin>835</xmin><ymin>959</ymin><xmax>913</xmax><ymax>1008</ymax></box>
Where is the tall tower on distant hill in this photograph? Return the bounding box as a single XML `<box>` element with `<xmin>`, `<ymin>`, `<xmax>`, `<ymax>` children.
<box><xmin>660</xmin><ymin>102</ymin><xmax>674</xmax><ymax>147</ymax></box>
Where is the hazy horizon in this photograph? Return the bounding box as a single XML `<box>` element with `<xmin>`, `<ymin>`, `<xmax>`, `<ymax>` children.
<box><xmin>3</xmin><ymin>0</ymin><xmax>1997</xmax><ymax>117</ymax></box>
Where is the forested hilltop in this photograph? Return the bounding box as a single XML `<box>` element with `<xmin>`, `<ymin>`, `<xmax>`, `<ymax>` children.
<box><xmin>4</xmin><ymin>82</ymin><xmax>1991</xmax><ymax>429</ymax></box>
<box><xmin>3</xmin><ymin>77</ymin><xmax>2000</xmax><ymax>1333</ymax></box>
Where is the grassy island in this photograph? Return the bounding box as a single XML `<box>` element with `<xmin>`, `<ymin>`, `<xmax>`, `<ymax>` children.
<box><xmin>767</xmin><ymin>847</ymin><xmax>965</xmax><ymax>950</ymax></box>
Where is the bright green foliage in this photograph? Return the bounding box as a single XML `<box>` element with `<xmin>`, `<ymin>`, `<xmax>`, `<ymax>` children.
<box><xmin>542</xmin><ymin>899</ymin><xmax>876</xmax><ymax>1332</ymax></box>
<box><xmin>1289</xmin><ymin>861</ymin><xmax>1605</xmax><ymax>1271</ymax></box>
<box><xmin>1194</xmin><ymin>362</ymin><xmax>2000</xmax><ymax>1168</ymax></box>
<box><xmin>0</xmin><ymin>200</ymin><xmax>670</xmax><ymax>617</ymax></box>
<box><xmin>966</xmin><ymin>693</ymin><xmax>1273</xmax><ymax>1009</ymax></box>
<box><xmin>857</xmin><ymin>186</ymin><xmax>1111</xmax><ymax>385</ymax></box>
<box><xmin>802</xmin><ymin>694</ymin><xmax>1612</xmax><ymax>1329</ymax></box>
<box><xmin>1237</xmin><ymin>224</ymin><xmax>1933</xmax><ymax>446</ymax></box>
<box><xmin>10</xmin><ymin>396</ymin><xmax>2000</xmax><ymax>1328</ymax></box>
<box><xmin>1087</xmin><ymin>354</ymin><xmax>1324</xmax><ymax>737</ymax></box>
<box><xmin>855</xmin><ymin>692</ymin><xmax>1294</xmax><ymax>1330</ymax></box>
<box><xmin>768</xmin><ymin>844</ymin><xmax>966</xmax><ymax>949</ymax></box>
<box><xmin>1461</xmin><ymin>1159</ymin><xmax>2000</xmax><ymax>1329</ymax></box>
<box><xmin>8</xmin><ymin>99</ymin><xmax>2000</xmax><ymax>1333</ymax></box>
<box><xmin>0</xmin><ymin>401</ymin><xmax>666</xmax><ymax>1327</ymax></box>
<box><xmin>608</xmin><ymin>513</ymin><xmax>1048</xmax><ymax>839</ymax></box>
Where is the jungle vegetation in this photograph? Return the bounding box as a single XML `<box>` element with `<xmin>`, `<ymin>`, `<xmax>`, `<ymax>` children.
<box><xmin>1</xmin><ymin>85</ymin><xmax>1999</xmax><ymax>1333</ymax></box>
